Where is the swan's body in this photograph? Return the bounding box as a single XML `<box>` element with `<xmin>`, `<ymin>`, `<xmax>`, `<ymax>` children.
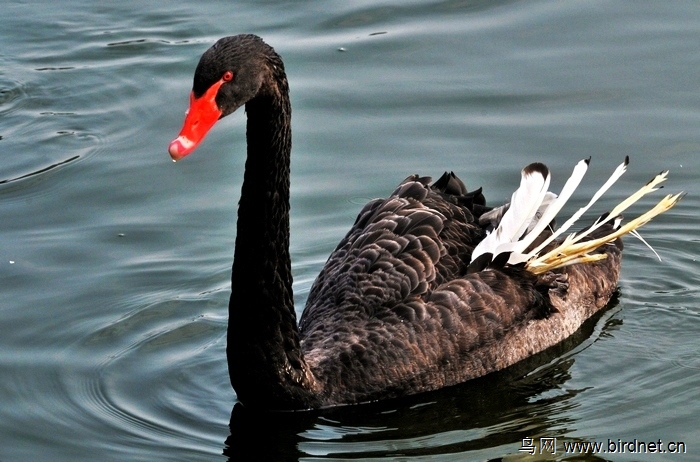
<box><xmin>169</xmin><ymin>35</ymin><xmax>680</xmax><ymax>410</ymax></box>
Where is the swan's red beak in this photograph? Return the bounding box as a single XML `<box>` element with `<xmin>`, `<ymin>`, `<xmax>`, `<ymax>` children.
<box><xmin>169</xmin><ymin>79</ymin><xmax>226</xmax><ymax>161</ymax></box>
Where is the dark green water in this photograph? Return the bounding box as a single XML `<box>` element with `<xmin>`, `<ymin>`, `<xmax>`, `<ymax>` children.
<box><xmin>1</xmin><ymin>1</ymin><xmax>698</xmax><ymax>460</ymax></box>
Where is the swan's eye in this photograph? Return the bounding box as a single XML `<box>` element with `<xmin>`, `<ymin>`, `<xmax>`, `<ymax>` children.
<box><xmin>222</xmin><ymin>71</ymin><xmax>234</xmax><ymax>82</ymax></box>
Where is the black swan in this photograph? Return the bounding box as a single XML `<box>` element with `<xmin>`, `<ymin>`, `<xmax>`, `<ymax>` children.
<box><xmin>168</xmin><ymin>34</ymin><xmax>681</xmax><ymax>410</ymax></box>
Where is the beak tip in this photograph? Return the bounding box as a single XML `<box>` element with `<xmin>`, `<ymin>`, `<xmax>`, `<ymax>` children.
<box><xmin>168</xmin><ymin>137</ymin><xmax>193</xmax><ymax>161</ymax></box>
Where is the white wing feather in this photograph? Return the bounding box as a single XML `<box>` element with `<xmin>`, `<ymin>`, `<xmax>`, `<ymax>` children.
<box><xmin>470</xmin><ymin>163</ymin><xmax>550</xmax><ymax>263</ymax></box>
<box><xmin>470</xmin><ymin>158</ymin><xmax>681</xmax><ymax>273</ymax></box>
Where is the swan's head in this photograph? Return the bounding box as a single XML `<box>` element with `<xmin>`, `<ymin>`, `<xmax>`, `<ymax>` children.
<box><xmin>169</xmin><ymin>34</ymin><xmax>279</xmax><ymax>161</ymax></box>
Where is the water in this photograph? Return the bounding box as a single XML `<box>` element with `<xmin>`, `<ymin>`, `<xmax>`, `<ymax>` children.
<box><xmin>1</xmin><ymin>1</ymin><xmax>698</xmax><ymax>460</ymax></box>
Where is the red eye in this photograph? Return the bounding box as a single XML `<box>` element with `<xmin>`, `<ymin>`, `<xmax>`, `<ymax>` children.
<box><xmin>222</xmin><ymin>71</ymin><xmax>234</xmax><ymax>81</ymax></box>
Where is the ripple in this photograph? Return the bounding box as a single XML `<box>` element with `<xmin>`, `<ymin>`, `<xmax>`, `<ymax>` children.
<box><xmin>0</xmin><ymin>155</ymin><xmax>79</xmax><ymax>185</ymax></box>
<box><xmin>0</xmin><ymin>75</ymin><xmax>30</xmax><ymax>116</ymax></box>
<box><xmin>673</xmin><ymin>352</ymin><xmax>700</xmax><ymax>371</ymax></box>
<box><xmin>106</xmin><ymin>37</ymin><xmax>192</xmax><ymax>47</ymax></box>
<box><xmin>63</xmin><ymin>296</ymin><xmax>231</xmax><ymax>459</ymax></box>
<box><xmin>0</xmin><ymin>128</ymin><xmax>104</xmax><ymax>201</ymax></box>
<box><xmin>0</xmin><ymin>60</ymin><xmax>109</xmax><ymax>201</ymax></box>
<box><xmin>35</xmin><ymin>66</ymin><xmax>76</xmax><ymax>71</ymax></box>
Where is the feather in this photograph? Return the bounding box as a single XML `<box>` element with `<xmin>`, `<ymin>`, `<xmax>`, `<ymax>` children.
<box><xmin>525</xmin><ymin>192</ymin><xmax>558</xmax><ymax>233</ymax></box>
<box><xmin>527</xmin><ymin>190</ymin><xmax>684</xmax><ymax>274</ymax></box>
<box><xmin>557</xmin><ymin>169</ymin><xmax>670</xmax><ymax>250</ymax></box>
<box><xmin>508</xmin><ymin>158</ymin><xmax>590</xmax><ymax>264</ymax></box>
<box><xmin>472</xmin><ymin>158</ymin><xmax>681</xmax><ymax>275</ymax></box>
<box><xmin>630</xmin><ymin>229</ymin><xmax>662</xmax><ymax>261</ymax></box>
<box><xmin>470</xmin><ymin>163</ymin><xmax>550</xmax><ymax>264</ymax></box>
<box><xmin>527</xmin><ymin>156</ymin><xmax>629</xmax><ymax>257</ymax></box>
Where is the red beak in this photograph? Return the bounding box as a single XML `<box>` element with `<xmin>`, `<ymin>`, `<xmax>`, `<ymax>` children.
<box><xmin>168</xmin><ymin>78</ymin><xmax>226</xmax><ymax>161</ymax></box>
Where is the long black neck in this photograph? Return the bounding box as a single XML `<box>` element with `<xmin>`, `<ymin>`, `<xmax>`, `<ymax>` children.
<box><xmin>226</xmin><ymin>66</ymin><xmax>319</xmax><ymax>409</ymax></box>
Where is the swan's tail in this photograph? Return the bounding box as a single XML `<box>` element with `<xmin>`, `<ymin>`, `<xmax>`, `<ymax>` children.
<box><xmin>468</xmin><ymin>158</ymin><xmax>683</xmax><ymax>274</ymax></box>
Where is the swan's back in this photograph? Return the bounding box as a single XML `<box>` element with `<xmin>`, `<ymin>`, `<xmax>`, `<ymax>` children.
<box><xmin>301</xmin><ymin>174</ymin><xmax>484</xmax><ymax>319</ymax></box>
<box><xmin>298</xmin><ymin>173</ymin><xmax>584</xmax><ymax>404</ymax></box>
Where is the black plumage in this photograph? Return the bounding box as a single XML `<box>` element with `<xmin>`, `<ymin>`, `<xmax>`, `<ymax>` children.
<box><xmin>170</xmin><ymin>34</ymin><xmax>627</xmax><ymax>410</ymax></box>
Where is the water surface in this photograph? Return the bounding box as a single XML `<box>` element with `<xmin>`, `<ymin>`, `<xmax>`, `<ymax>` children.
<box><xmin>1</xmin><ymin>1</ymin><xmax>698</xmax><ymax>460</ymax></box>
